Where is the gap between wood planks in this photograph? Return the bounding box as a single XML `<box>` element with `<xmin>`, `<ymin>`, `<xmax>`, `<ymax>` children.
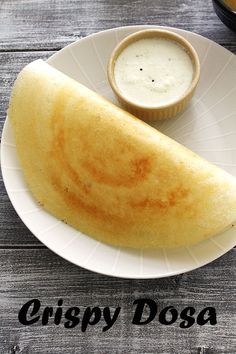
<box><xmin>0</xmin><ymin>245</ymin><xmax>46</xmax><ymax>249</ymax></box>
<box><xmin>0</xmin><ymin>47</ymin><xmax>62</xmax><ymax>53</ymax></box>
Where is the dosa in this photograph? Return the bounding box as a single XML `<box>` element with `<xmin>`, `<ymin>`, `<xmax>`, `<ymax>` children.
<box><xmin>8</xmin><ymin>59</ymin><xmax>236</xmax><ymax>248</ymax></box>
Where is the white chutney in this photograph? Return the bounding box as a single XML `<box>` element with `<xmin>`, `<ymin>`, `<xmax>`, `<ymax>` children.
<box><xmin>114</xmin><ymin>38</ymin><xmax>194</xmax><ymax>107</ymax></box>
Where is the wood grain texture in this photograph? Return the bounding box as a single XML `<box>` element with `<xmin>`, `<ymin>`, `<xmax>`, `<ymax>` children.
<box><xmin>0</xmin><ymin>248</ymin><xmax>235</xmax><ymax>354</ymax></box>
<box><xmin>0</xmin><ymin>0</ymin><xmax>236</xmax><ymax>352</ymax></box>
<box><xmin>0</xmin><ymin>0</ymin><xmax>236</xmax><ymax>53</ymax></box>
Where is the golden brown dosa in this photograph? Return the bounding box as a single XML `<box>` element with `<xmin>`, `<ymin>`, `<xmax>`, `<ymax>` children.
<box><xmin>8</xmin><ymin>59</ymin><xmax>236</xmax><ymax>248</ymax></box>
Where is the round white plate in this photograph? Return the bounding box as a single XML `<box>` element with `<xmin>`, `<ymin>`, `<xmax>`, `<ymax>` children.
<box><xmin>2</xmin><ymin>26</ymin><xmax>236</xmax><ymax>279</ymax></box>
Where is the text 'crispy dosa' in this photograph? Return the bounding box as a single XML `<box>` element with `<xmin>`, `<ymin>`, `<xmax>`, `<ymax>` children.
<box><xmin>8</xmin><ymin>60</ymin><xmax>236</xmax><ymax>248</ymax></box>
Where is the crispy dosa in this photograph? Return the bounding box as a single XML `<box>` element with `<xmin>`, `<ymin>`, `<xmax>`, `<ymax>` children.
<box><xmin>8</xmin><ymin>59</ymin><xmax>236</xmax><ymax>248</ymax></box>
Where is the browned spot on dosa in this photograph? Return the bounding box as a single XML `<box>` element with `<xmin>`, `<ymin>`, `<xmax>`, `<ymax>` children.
<box><xmin>82</xmin><ymin>156</ymin><xmax>151</xmax><ymax>187</ymax></box>
<box><xmin>51</xmin><ymin>174</ymin><xmax>130</xmax><ymax>226</ymax></box>
<box><xmin>130</xmin><ymin>187</ymin><xmax>189</xmax><ymax>210</ymax></box>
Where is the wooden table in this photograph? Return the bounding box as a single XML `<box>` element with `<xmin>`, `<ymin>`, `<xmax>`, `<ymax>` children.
<box><xmin>0</xmin><ymin>1</ymin><xmax>235</xmax><ymax>353</ymax></box>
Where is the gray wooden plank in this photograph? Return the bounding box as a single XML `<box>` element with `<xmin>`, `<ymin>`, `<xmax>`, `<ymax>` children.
<box><xmin>0</xmin><ymin>0</ymin><xmax>236</xmax><ymax>53</ymax></box>
<box><xmin>0</xmin><ymin>247</ymin><xmax>235</xmax><ymax>354</ymax></box>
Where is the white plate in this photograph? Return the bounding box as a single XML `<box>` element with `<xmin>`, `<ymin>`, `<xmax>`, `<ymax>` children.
<box><xmin>1</xmin><ymin>26</ymin><xmax>236</xmax><ymax>279</ymax></box>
